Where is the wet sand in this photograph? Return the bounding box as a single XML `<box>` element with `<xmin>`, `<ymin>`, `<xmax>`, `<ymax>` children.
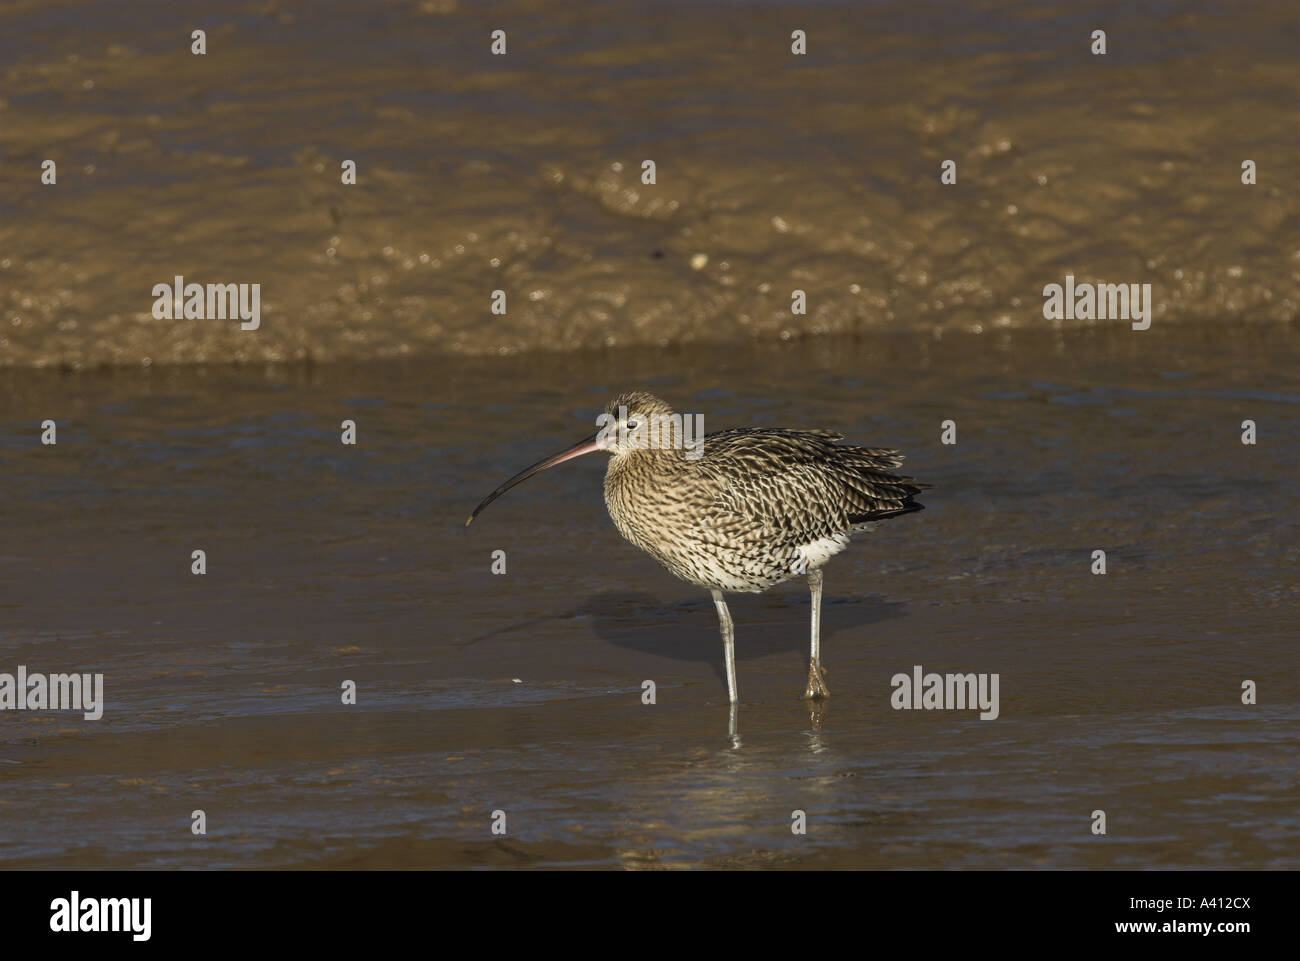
<box><xmin>2</xmin><ymin>325</ymin><xmax>1297</xmax><ymax>868</ymax></box>
<box><xmin>2</xmin><ymin>0</ymin><xmax>1298</xmax><ymax>367</ymax></box>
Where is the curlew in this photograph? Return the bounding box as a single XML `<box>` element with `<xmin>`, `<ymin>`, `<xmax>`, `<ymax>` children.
<box><xmin>466</xmin><ymin>391</ymin><xmax>928</xmax><ymax>704</ymax></box>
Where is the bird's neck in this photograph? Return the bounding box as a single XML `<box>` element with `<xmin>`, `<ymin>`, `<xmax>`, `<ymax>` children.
<box><xmin>605</xmin><ymin>446</ymin><xmax>689</xmax><ymax>482</ymax></box>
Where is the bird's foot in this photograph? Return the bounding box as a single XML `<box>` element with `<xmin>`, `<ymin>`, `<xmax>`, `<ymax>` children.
<box><xmin>802</xmin><ymin>659</ymin><xmax>830</xmax><ymax>700</ymax></box>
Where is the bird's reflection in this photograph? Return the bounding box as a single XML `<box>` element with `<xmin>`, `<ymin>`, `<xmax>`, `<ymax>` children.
<box><xmin>806</xmin><ymin>699</ymin><xmax>828</xmax><ymax>741</ymax></box>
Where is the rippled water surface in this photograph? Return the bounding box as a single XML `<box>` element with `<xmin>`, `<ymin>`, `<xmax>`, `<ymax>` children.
<box><xmin>2</xmin><ymin>326</ymin><xmax>1297</xmax><ymax>868</ymax></box>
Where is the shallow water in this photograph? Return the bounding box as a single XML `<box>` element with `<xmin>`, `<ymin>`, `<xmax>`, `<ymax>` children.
<box><xmin>2</xmin><ymin>324</ymin><xmax>1297</xmax><ymax>868</ymax></box>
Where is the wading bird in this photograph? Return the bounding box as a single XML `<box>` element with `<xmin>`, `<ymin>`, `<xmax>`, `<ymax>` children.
<box><xmin>467</xmin><ymin>392</ymin><xmax>928</xmax><ymax>704</ymax></box>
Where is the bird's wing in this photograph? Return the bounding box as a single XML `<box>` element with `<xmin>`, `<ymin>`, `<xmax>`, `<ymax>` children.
<box><xmin>695</xmin><ymin>429</ymin><xmax>922</xmax><ymax>538</ymax></box>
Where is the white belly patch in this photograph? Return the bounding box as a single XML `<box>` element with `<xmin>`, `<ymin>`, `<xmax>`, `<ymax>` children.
<box><xmin>792</xmin><ymin>534</ymin><xmax>850</xmax><ymax>574</ymax></box>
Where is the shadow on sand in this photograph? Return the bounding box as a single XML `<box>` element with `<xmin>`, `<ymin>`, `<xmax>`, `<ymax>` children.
<box><xmin>575</xmin><ymin>590</ymin><xmax>907</xmax><ymax>685</ymax></box>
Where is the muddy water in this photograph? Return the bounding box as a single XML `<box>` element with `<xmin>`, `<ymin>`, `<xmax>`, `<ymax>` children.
<box><xmin>2</xmin><ymin>0</ymin><xmax>1298</xmax><ymax>368</ymax></box>
<box><xmin>1</xmin><ymin>324</ymin><xmax>1297</xmax><ymax>868</ymax></box>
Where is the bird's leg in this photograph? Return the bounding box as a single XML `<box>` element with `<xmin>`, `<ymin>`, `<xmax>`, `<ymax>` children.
<box><xmin>803</xmin><ymin>568</ymin><xmax>830</xmax><ymax>699</ymax></box>
<box><xmin>710</xmin><ymin>589</ymin><xmax>739</xmax><ymax>704</ymax></box>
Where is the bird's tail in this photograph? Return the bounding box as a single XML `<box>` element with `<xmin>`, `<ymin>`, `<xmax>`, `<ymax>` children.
<box><xmin>839</xmin><ymin>445</ymin><xmax>930</xmax><ymax>525</ymax></box>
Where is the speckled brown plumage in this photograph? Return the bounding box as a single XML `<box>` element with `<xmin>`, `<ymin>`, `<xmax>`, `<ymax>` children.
<box><xmin>602</xmin><ymin>391</ymin><xmax>927</xmax><ymax>593</ymax></box>
<box><xmin>467</xmin><ymin>390</ymin><xmax>930</xmax><ymax>706</ymax></box>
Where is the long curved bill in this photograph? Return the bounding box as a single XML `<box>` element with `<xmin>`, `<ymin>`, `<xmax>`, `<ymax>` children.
<box><xmin>465</xmin><ymin>433</ymin><xmax>601</xmax><ymax>526</ymax></box>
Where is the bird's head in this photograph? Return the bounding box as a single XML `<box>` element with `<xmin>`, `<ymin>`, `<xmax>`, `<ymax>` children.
<box><xmin>465</xmin><ymin>391</ymin><xmax>677</xmax><ymax>526</ymax></box>
<box><xmin>596</xmin><ymin>391</ymin><xmax>678</xmax><ymax>456</ymax></box>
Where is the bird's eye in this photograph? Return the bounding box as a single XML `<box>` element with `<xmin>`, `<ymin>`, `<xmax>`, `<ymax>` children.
<box><xmin>626</xmin><ymin>419</ymin><xmax>639</xmax><ymax>429</ymax></box>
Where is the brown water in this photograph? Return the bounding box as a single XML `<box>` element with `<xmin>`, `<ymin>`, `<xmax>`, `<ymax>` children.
<box><xmin>2</xmin><ymin>325</ymin><xmax>1298</xmax><ymax>868</ymax></box>
<box><xmin>1</xmin><ymin>0</ymin><xmax>1297</xmax><ymax>368</ymax></box>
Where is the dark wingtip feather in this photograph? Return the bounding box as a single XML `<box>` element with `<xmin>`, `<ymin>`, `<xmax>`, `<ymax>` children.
<box><xmin>849</xmin><ymin>499</ymin><xmax>925</xmax><ymax>525</ymax></box>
